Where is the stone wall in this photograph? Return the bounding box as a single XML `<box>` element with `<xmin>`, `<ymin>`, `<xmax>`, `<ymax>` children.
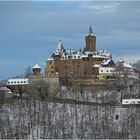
<box><xmin>29</xmin><ymin>75</ymin><xmax>60</xmax><ymax>97</ymax></box>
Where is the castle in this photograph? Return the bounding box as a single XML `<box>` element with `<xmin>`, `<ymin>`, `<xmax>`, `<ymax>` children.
<box><xmin>45</xmin><ymin>26</ymin><xmax>115</xmax><ymax>83</ymax></box>
<box><xmin>5</xmin><ymin>26</ymin><xmax>139</xmax><ymax>98</ymax></box>
<box><xmin>5</xmin><ymin>26</ymin><xmax>137</xmax><ymax>94</ymax></box>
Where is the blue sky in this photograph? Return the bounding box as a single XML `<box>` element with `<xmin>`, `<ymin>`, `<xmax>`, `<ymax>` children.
<box><xmin>0</xmin><ymin>1</ymin><xmax>140</xmax><ymax>79</ymax></box>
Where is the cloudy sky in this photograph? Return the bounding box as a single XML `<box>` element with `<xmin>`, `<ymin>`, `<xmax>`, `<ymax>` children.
<box><xmin>0</xmin><ymin>1</ymin><xmax>140</xmax><ymax>79</ymax></box>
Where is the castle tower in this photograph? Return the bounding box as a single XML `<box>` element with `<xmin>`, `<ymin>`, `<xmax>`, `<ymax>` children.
<box><xmin>85</xmin><ymin>26</ymin><xmax>96</xmax><ymax>52</ymax></box>
<box><xmin>32</xmin><ymin>64</ymin><xmax>41</xmax><ymax>76</ymax></box>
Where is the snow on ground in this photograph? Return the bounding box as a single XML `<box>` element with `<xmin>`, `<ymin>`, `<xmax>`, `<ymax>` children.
<box><xmin>0</xmin><ymin>83</ymin><xmax>140</xmax><ymax>139</ymax></box>
<box><xmin>0</xmin><ymin>96</ymin><xmax>140</xmax><ymax>139</ymax></box>
<box><xmin>59</xmin><ymin>86</ymin><xmax>122</xmax><ymax>104</ymax></box>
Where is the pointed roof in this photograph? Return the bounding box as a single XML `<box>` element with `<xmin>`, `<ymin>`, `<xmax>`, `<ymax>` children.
<box><xmin>86</xmin><ymin>25</ymin><xmax>95</xmax><ymax>37</ymax></box>
<box><xmin>55</xmin><ymin>40</ymin><xmax>65</xmax><ymax>53</ymax></box>
<box><xmin>88</xmin><ymin>25</ymin><xmax>93</xmax><ymax>34</ymax></box>
<box><xmin>101</xmin><ymin>59</ymin><xmax>115</xmax><ymax>67</ymax></box>
<box><xmin>32</xmin><ymin>64</ymin><xmax>41</xmax><ymax>69</ymax></box>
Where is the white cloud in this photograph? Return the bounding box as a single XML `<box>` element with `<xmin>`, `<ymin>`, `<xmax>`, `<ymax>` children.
<box><xmin>94</xmin><ymin>2</ymin><xmax>119</xmax><ymax>13</ymax></box>
<box><xmin>78</xmin><ymin>2</ymin><xmax>120</xmax><ymax>13</ymax></box>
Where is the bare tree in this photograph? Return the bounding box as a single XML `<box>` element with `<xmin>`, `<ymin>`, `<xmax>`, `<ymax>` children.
<box><xmin>25</xmin><ymin>66</ymin><xmax>33</xmax><ymax>78</ymax></box>
<box><xmin>133</xmin><ymin>60</ymin><xmax>140</xmax><ymax>95</ymax></box>
<box><xmin>115</xmin><ymin>61</ymin><xmax>130</xmax><ymax>96</ymax></box>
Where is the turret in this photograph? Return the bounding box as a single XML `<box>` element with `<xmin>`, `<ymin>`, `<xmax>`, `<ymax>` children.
<box><xmin>32</xmin><ymin>64</ymin><xmax>41</xmax><ymax>76</ymax></box>
<box><xmin>85</xmin><ymin>26</ymin><xmax>96</xmax><ymax>52</ymax></box>
<box><xmin>55</xmin><ymin>40</ymin><xmax>65</xmax><ymax>54</ymax></box>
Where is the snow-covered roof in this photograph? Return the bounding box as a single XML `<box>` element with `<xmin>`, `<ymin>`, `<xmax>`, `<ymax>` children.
<box><xmin>54</xmin><ymin>52</ymin><xmax>60</xmax><ymax>56</ymax></box>
<box><xmin>47</xmin><ymin>58</ymin><xmax>54</xmax><ymax>61</ymax></box>
<box><xmin>55</xmin><ymin>40</ymin><xmax>64</xmax><ymax>53</ymax></box>
<box><xmin>93</xmin><ymin>64</ymin><xmax>100</xmax><ymax>67</ymax></box>
<box><xmin>61</xmin><ymin>51</ymin><xmax>82</xmax><ymax>59</ymax></box>
<box><xmin>98</xmin><ymin>50</ymin><xmax>107</xmax><ymax>53</ymax></box>
<box><xmin>82</xmin><ymin>54</ymin><xmax>88</xmax><ymax>58</ymax></box>
<box><xmin>84</xmin><ymin>51</ymin><xmax>93</xmax><ymax>55</ymax></box>
<box><xmin>85</xmin><ymin>33</ymin><xmax>95</xmax><ymax>37</ymax></box>
<box><xmin>92</xmin><ymin>55</ymin><xmax>108</xmax><ymax>58</ymax></box>
<box><xmin>97</xmin><ymin>50</ymin><xmax>111</xmax><ymax>56</ymax></box>
<box><xmin>33</xmin><ymin>64</ymin><xmax>41</xmax><ymax>69</ymax></box>
<box><xmin>0</xmin><ymin>87</ymin><xmax>11</xmax><ymax>91</ymax></box>
<box><xmin>101</xmin><ymin>59</ymin><xmax>111</xmax><ymax>65</ymax></box>
<box><xmin>85</xmin><ymin>26</ymin><xmax>95</xmax><ymax>37</ymax></box>
<box><xmin>60</xmin><ymin>50</ymin><xmax>110</xmax><ymax>59</ymax></box>
<box><xmin>123</xmin><ymin>62</ymin><xmax>133</xmax><ymax>68</ymax></box>
<box><xmin>48</xmin><ymin>42</ymin><xmax>111</xmax><ymax>61</ymax></box>
<box><xmin>92</xmin><ymin>55</ymin><xmax>100</xmax><ymax>58</ymax></box>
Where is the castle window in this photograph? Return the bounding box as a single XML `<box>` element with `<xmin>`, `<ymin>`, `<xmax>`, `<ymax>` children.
<box><xmin>49</xmin><ymin>61</ymin><xmax>52</xmax><ymax>65</ymax></box>
<box><xmin>51</xmin><ymin>71</ymin><xmax>54</xmax><ymax>73</ymax></box>
<box><xmin>51</xmin><ymin>66</ymin><xmax>54</xmax><ymax>69</ymax></box>
<box><xmin>106</xmin><ymin>70</ymin><xmax>109</xmax><ymax>72</ymax></box>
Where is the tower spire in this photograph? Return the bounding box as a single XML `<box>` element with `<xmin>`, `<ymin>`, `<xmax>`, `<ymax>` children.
<box><xmin>55</xmin><ymin>40</ymin><xmax>64</xmax><ymax>53</ymax></box>
<box><xmin>88</xmin><ymin>25</ymin><xmax>93</xmax><ymax>34</ymax></box>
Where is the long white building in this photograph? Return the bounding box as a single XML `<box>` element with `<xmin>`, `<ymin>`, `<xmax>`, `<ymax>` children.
<box><xmin>7</xmin><ymin>78</ymin><xmax>29</xmax><ymax>86</ymax></box>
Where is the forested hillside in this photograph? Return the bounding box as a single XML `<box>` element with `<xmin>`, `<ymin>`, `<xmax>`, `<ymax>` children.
<box><xmin>0</xmin><ymin>84</ymin><xmax>140</xmax><ymax>139</ymax></box>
